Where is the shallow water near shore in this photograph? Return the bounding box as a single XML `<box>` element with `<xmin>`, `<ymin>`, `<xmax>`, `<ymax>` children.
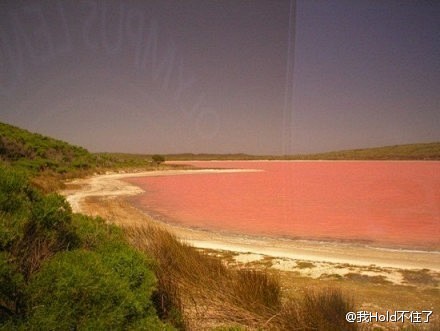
<box><xmin>124</xmin><ymin>161</ymin><xmax>440</xmax><ymax>251</ymax></box>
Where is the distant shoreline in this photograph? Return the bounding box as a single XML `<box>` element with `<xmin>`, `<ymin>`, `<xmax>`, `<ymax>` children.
<box><xmin>168</xmin><ymin>159</ymin><xmax>440</xmax><ymax>163</ymax></box>
<box><xmin>153</xmin><ymin>141</ymin><xmax>440</xmax><ymax>161</ymax></box>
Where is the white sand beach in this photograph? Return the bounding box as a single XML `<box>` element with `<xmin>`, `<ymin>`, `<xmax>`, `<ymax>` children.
<box><xmin>61</xmin><ymin>170</ymin><xmax>440</xmax><ymax>286</ymax></box>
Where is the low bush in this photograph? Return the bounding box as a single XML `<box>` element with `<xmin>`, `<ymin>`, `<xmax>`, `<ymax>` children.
<box><xmin>26</xmin><ymin>249</ymin><xmax>166</xmax><ymax>330</ymax></box>
<box><xmin>0</xmin><ymin>166</ymin><xmax>33</xmax><ymax>216</ymax></box>
<box><xmin>16</xmin><ymin>193</ymin><xmax>79</xmax><ymax>280</ymax></box>
<box><xmin>0</xmin><ymin>252</ymin><xmax>25</xmax><ymax>322</ymax></box>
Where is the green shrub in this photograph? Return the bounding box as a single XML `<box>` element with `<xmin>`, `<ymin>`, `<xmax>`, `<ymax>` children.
<box><xmin>30</xmin><ymin>194</ymin><xmax>72</xmax><ymax>230</ymax></box>
<box><xmin>0</xmin><ymin>183</ymin><xmax>80</xmax><ymax>278</ymax></box>
<box><xmin>0</xmin><ymin>213</ymin><xmax>22</xmax><ymax>251</ymax></box>
<box><xmin>71</xmin><ymin>214</ymin><xmax>125</xmax><ymax>249</ymax></box>
<box><xmin>17</xmin><ymin>193</ymin><xmax>79</xmax><ymax>279</ymax></box>
<box><xmin>0</xmin><ymin>173</ymin><xmax>168</xmax><ymax>329</ymax></box>
<box><xmin>96</xmin><ymin>241</ymin><xmax>157</xmax><ymax>303</ymax></box>
<box><xmin>0</xmin><ymin>252</ymin><xmax>26</xmax><ymax>322</ymax></box>
<box><xmin>0</xmin><ymin>166</ymin><xmax>41</xmax><ymax>251</ymax></box>
<box><xmin>0</xmin><ymin>166</ymin><xmax>33</xmax><ymax>216</ymax></box>
<box><xmin>72</xmin><ymin>159</ymin><xmax>90</xmax><ymax>170</ymax></box>
<box><xmin>26</xmin><ymin>249</ymin><xmax>166</xmax><ymax>330</ymax></box>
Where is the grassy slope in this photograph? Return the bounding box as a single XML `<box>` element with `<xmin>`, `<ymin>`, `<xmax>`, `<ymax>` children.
<box><xmin>0</xmin><ymin>122</ymin><xmax>95</xmax><ymax>173</ymax></box>
<box><xmin>0</xmin><ymin>122</ymin><xmax>180</xmax><ymax>191</ymax></box>
<box><xmin>289</xmin><ymin>142</ymin><xmax>440</xmax><ymax>160</ymax></box>
<box><xmin>0</xmin><ymin>122</ymin><xmax>163</xmax><ymax>174</ymax></box>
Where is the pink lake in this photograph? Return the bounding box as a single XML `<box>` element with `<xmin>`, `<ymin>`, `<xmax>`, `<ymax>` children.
<box><xmin>124</xmin><ymin>161</ymin><xmax>440</xmax><ymax>250</ymax></box>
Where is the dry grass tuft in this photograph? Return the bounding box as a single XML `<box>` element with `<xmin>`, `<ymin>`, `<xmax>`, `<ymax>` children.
<box><xmin>300</xmin><ymin>288</ymin><xmax>357</xmax><ymax>330</ymax></box>
<box><xmin>125</xmin><ymin>225</ymin><xmax>279</xmax><ymax>329</ymax></box>
<box><xmin>271</xmin><ymin>288</ymin><xmax>357</xmax><ymax>331</ymax></box>
<box><xmin>124</xmin><ymin>225</ymin><xmax>358</xmax><ymax>330</ymax></box>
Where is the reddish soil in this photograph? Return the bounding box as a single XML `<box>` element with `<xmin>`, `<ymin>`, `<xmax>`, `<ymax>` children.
<box><xmin>124</xmin><ymin>161</ymin><xmax>440</xmax><ymax>250</ymax></box>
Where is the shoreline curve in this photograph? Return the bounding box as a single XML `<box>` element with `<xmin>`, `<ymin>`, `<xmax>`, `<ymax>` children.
<box><xmin>61</xmin><ymin>170</ymin><xmax>440</xmax><ymax>273</ymax></box>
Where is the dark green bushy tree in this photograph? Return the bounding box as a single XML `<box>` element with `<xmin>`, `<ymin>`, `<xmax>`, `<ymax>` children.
<box><xmin>152</xmin><ymin>154</ymin><xmax>165</xmax><ymax>165</ymax></box>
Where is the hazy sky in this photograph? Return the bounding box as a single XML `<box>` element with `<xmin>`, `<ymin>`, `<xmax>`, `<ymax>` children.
<box><xmin>1</xmin><ymin>0</ymin><xmax>439</xmax><ymax>154</ymax></box>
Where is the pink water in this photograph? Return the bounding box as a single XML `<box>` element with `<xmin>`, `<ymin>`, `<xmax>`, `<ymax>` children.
<box><xmin>125</xmin><ymin>161</ymin><xmax>440</xmax><ymax>250</ymax></box>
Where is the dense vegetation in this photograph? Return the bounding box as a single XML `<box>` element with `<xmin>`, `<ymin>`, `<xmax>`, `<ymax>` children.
<box><xmin>0</xmin><ymin>122</ymin><xmax>176</xmax><ymax>329</ymax></box>
<box><xmin>0</xmin><ymin>123</ymin><xmax>95</xmax><ymax>174</ymax></box>
<box><xmin>0</xmin><ymin>122</ymin><xmax>177</xmax><ymax>192</ymax></box>
<box><xmin>0</xmin><ymin>122</ymin><xmax>175</xmax><ymax>174</ymax></box>
<box><xmin>0</xmin><ymin>165</ymin><xmax>168</xmax><ymax>329</ymax></box>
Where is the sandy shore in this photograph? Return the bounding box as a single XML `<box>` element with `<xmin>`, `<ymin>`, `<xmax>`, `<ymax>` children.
<box><xmin>61</xmin><ymin>169</ymin><xmax>440</xmax><ymax>286</ymax></box>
